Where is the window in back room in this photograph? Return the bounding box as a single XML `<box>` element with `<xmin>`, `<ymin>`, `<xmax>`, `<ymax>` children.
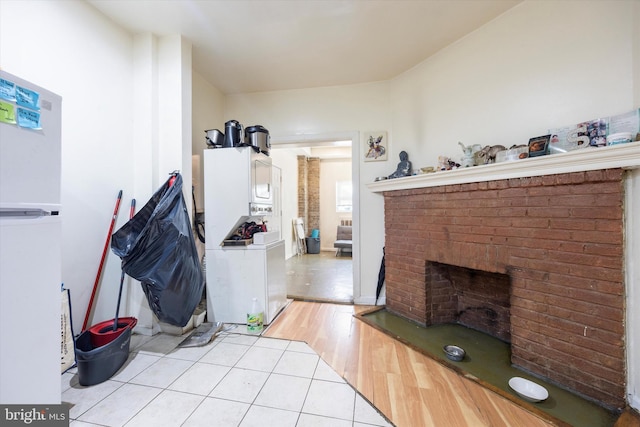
<box><xmin>336</xmin><ymin>181</ymin><xmax>352</xmax><ymax>212</ymax></box>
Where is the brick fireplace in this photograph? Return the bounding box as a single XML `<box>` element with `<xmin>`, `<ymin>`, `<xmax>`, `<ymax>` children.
<box><xmin>382</xmin><ymin>168</ymin><xmax>626</xmax><ymax>409</ymax></box>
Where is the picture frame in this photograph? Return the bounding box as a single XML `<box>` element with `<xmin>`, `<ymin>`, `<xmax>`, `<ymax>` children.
<box><xmin>363</xmin><ymin>131</ymin><xmax>388</xmax><ymax>162</ymax></box>
<box><xmin>528</xmin><ymin>134</ymin><xmax>551</xmax><ymax>157</ymax></box>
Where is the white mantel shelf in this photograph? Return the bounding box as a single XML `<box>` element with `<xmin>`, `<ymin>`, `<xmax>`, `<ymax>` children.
<box><xmin>367</xmin><ymin>141</ymin><xmax>640</xmax><ymax>193</ymax></box>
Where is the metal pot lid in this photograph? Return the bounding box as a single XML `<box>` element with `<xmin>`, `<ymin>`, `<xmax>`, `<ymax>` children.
<box><xmin>245</xmin><ymin>125</ymin><xmax>268</xmax><ymax>134</ymax></box>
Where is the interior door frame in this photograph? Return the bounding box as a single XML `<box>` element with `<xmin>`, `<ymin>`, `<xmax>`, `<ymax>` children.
<box><xmin>270</xmin><ymin>131</ymin><xmax>361</xmax><ymax>302</ymax></box>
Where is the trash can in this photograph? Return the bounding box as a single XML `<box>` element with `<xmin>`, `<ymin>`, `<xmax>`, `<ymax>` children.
<box><xmin>306</xmin><ymin>237</ymin><xmax>320</xmax><ymax>254</ymax></box>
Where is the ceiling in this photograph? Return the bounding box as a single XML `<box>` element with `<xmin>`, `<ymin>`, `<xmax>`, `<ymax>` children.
<box><xmin>87</xmin><ymin>0</ymin><xmax>521</xmax><ymax>95</ymax></box>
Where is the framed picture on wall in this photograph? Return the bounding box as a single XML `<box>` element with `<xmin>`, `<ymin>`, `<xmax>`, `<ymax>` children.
<box><xmin>363</xmin><ymin>131</ymin><xmax>388</xmax><ymax>162</ymax></box>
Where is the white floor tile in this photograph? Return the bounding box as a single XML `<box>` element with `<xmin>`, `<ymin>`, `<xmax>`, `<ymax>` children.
<box><xmin>220</xmin><ymin>332</ymin><xmax>259</xmax><ymax>346</ymax></box>
<box><xmin>110</xmin><ymin>353</ymin><xmax>161</xmax><ymax>383</ymax></box>
<box><xmin>62</xmin><ymin>371</ymin><xmax>78</xmax><ymax>392</ymax></box>
<box><xmin>167</xmin><ymin>362</ymin><xmax>230</xmax><ymax>395</ymax></box>
<box><xmin>77</xmin><ymin>383</ymin><xmax>161</xmax><ymax>427</ymax></box>
<box><xmin>302</xmin><ymin>380</ymin><xmax>355</xmax><ymax>421</ymax></box>
<box><xmin>128</xmin><ymin>357</ymin><xmax>193</xmax><ymax>388</ymax></box>
<box><xmin>199</xmin><ymin>342</ymin><xmax>250</xmax><ymax>366</ymax></box>
<box><xmin>354</xmin><ymin>393</ymin><xmax>392</xmax><ymax>426</ymax></box>
<box><xmin>165</xmin><ymin>340</ymin><xmax>217</xmax><ymax>361</ymax></box>
<box><xmin>182</xmin><ymin>397</ymin><xmax>250</xmax><ymax>427</ymax></box>
<box><xmin>297</xmin><ymin>413</ymin><xmax>352</xmax><ymax>427</ymax></box>
<box><xmin>135</xmin><ymin>334</ymin><xmax>183</xmax><ymax>356</ymax></box>
<box><xmin>235</xmin><ymin>346</ymin><xmax>283</xmax><ymax>372</ymax></box>
<box><xmin>129</xmin><ymin>333</ymin><xmax>154</xmax><ymax>352</ymax></box>
<box><xmin>123</xmin><ymin>389</ymin><xmax>203</xmax><ymax>427</ymax></box>
<box><xmin>273</xmin><ymin>351</ymin><xmax>319</xmax><ymax>378</ymax></box>
<box><xmin>63</xmin><ymin>330</ymin><xmax>388</xmax><ymax>427</ymax></box>
<box><xmin>239</xmin><ymin>405</ymin><xmax>299</xmax><ymax>427</ymax></box>
<box><xmin>286</xmin><ymin>340</ymin><xmax>316</xmax><ymax>354</ymax></box>
<box><xmin>63</xmin><ymin>380</ymin><xmax>123</xmax><ymax>420</ymax></box>
<box><xmin>313</xmin><ymin>359</ymin><xmax>345</xmax><ymax>383</ymax></box>
<box><xmin>254</xmin><ymin>336</ymin><xmax>290</xmax><ymax>350</ymax></box>
<box><xmin>253</xmin><ymin>373</ymin><xmax>311</xmax><ymax>411</ymax></box>
<box><xmin>209</xmin><ymin>367</ymin><xmax>269</xmax><ymax>403</ymax></box>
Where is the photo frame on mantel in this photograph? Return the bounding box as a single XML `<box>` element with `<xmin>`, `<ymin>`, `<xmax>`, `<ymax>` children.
<box><xmin>363</xmin><ymin>131</ymin><xmax>388</xmax><ymax>162</ymax></box>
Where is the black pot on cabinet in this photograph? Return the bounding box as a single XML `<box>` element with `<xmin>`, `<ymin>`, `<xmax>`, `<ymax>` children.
<box><xmin>245</xmin><ymin>125</ymin><xmax>270</xmax><ymax>156</ymax></box>
<box><xmin>224</xmin><ymin>120</ymin><xmax>243</xmax><ymax>147</ymax></box>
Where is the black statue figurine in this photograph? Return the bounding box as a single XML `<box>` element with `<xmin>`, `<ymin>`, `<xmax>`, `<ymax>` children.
<box><xmin>388</xmin><ymin>151</ymin><xmax>412</xmax><ymax>179</ymax></box>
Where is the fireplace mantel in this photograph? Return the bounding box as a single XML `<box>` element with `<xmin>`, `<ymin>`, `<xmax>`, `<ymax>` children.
<box><xmin>367</xmin><ymin>141</ymin><xmax>640</xmax><ymax>193</ymax></box>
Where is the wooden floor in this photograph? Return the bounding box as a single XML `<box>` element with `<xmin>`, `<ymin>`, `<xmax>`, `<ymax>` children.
<box><xmin>264</xmin><ymin>301</ymin><xmax>553</xmax><ymax>427</ymax></box>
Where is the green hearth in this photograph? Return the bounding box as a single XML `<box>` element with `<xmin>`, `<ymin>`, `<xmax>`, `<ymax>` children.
<box><xmin>358</xmin><ymin>308</ymin><xmax>618</xmax><ymax>427</ymax></box>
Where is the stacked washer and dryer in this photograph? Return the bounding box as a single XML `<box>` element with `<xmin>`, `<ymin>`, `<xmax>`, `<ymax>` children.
<box><xmin>203</xmin><ymin>123</ymin><xmax>287</xmax><ymax>326</ymax></box>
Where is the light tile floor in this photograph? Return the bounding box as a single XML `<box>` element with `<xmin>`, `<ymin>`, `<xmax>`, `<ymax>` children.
<box><xmin>62</xmin><ymin>327</ymin><xmax>392</xmax><ymax>427</ymax></box>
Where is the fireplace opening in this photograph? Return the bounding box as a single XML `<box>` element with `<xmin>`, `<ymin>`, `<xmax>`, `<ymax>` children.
<box><xmin>427</xmin><ymin>262</ymin><xmax>511</xmax><ymax>343</ymax></box>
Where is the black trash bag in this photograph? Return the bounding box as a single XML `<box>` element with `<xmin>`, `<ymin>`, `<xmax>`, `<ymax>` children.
<box><xmin>111</xmin><ymin>173</ymin><xmax>204</xmax><ymax>327</ymax></box>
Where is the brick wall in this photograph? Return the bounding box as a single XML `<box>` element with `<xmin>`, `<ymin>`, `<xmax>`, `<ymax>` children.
<box><xmin>307</xmin><ymin>158</ymin><xmax>320</xmax><ymax>233</ymax></box>
<box><xmin>383</xmin><ymin>169</ymin><xmax>626</xmax><ymax>409</ymax></box>
<box><xmin>297</xmin><ymin>156</ymin><xmax>320</xmax><ymax>235</ymax></box>
<box><xmin>297</xmin><ymin>156</ymin><xmax>307</xmax><ymax>229</ymax></box>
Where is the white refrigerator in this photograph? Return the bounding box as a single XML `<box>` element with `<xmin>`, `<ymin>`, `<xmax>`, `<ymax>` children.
<box><xmin>0</xmin><ymin>71</ymin><xmax>62</xmax><ymax>404</ymax></box>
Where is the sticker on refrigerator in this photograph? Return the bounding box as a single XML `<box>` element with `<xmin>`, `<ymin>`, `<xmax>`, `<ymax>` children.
<box><xmin>0</xmin><ymin>78</ymin><xmax>16</xmax><ymax>102</ymax></box>
<box><xmin>0</xmin><ymin>101</ymin><xmax>16</xmax><ymax>124</ymax></box>
<box><xmin>16</xmin><ymin>85</ymin><xmax>40</xmax><ymax>110</ymax></box>
<box><xmin>17</xmin><ymin>107</ymin><xmax>41</xmax><ymax>129</ymax></box>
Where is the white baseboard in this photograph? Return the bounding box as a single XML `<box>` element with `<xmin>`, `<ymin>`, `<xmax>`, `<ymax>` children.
<box><xmin>354</xmin><ymin>295</ymin><xmax>385</xmax><ymax>306</ymax></box>
<box><xmin>630</xmin><ymin>394</ymin><xmax>640</xmax><ymax>412</ymax></box>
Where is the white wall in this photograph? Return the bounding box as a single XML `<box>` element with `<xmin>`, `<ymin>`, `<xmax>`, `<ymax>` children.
<box><xmin>390</xmin><ymin>1</ymin><xmax>638</xmax><ymax>167</ymax></box>
<box><xmin>225</xmin><ymin>82</ymin><xmax>391</xmax><ymax>303</ymax></box>
<box><xmin>269</xmin><ymin>149</ymin><xmax>299</xmax><ymax>259</ymax></box>
<box><xmin>0</xmin><ymin>0</ymin><xmax>135</xmax><ymax>332</ymax></box>
<box><xmin>192</xmin><ymin>71</ymin><xmax>225</xmax><ymax>212</ymax></box>
<box><xmin>1</xmin><ymin>2</ymin><xmax>197</xmax><ymax>336</ymax></box>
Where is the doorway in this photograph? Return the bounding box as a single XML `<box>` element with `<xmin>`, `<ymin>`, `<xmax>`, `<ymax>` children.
<box><xmin>270</xmin><ymin>132</ymin><xmax>360</xmax><ymax>304</ymax></box>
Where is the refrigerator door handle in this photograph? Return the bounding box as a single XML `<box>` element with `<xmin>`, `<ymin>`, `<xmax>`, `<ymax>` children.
<box><xmin>0</xmin><ymin>208</ymin><xmax>57</xmax><ymax>218</ymax></box>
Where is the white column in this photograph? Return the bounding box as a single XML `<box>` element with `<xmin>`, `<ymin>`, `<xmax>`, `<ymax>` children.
<box><xmin>128</xmin><ymin>33</ymin><xmax>193</xmax><ymax>335</ymax></box>
<box><xmin>627</xmin><ymin>168</ymin><xmax>640</xmax><ymax>411</ymax></box>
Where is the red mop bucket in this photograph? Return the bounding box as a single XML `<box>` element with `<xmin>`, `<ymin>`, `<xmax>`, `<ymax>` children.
<box><xmin>88</xmin><ymin>317</ymin><xmax>137</xmax><ymax>347</ymax></box>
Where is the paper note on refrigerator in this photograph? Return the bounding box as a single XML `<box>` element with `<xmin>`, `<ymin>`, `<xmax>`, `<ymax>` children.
<box><xmin>0</xmin><ymin>101</ymin><xmax>16</xmax><ymax>124</ymax></box>
<box><xmin>17</xmin><ymin>107</ymin><xmax>41</xmax><ymax>129</ymax></box>
<box><xmin>16</xmin><ymin>85</ymin><xmax>40</xmax><ymax>110</ymax></box>
<box><xmin>0</xmin><ymin>78</ymin><xmax>16</xmax><ymax>102</ymax></box>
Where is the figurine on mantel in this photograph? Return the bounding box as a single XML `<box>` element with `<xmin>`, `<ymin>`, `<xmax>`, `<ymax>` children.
<box><xmin>438</xmin><ymin>156</ymin><xmax>460</xmax><ymax>171</ymax></box>
<box><xmin>388</xmin><ymin>151</ymin><xmax>412</xmax><ymax>179</ymax></box>
<box><xmin>478</xmin><ymin>144</ymin><xmax>506</xmax><ymax>164</ymax></box>
<box><xmin>458</xmin><ymin>142</ymin><xmax>475</xmax><ymax>168</ymax></box>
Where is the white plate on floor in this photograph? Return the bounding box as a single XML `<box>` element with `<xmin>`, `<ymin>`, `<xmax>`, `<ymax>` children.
<box><xmin>509</xmin><ymin>377</ymin><xmax>549</xmax><ymax>402</ymax></box>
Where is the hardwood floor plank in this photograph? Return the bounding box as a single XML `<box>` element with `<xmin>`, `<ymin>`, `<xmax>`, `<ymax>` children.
<box><xmin>264</xmin><ymin>301</ymin><xmax>553</xmax><ymax>427</ymax></box>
